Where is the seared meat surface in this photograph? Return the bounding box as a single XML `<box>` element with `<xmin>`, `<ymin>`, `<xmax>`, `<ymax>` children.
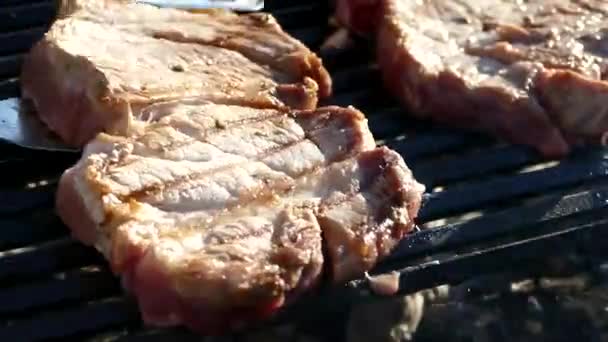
<box><xmin>21</xmin><ymin>0</ymin><xmax>331</xmax><ymax>147</ymax></box>
<box><xmin>56</xmin><ymin>101</ymin><xmax>425</xmax><ymax>333</ymax></box>
<box><xmin>337</xmin><ymin>0</ymin><xmax>608</xmax><ymax>157</ymax></box>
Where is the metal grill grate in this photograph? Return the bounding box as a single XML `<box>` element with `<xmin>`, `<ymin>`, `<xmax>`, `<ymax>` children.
<box><xmin>0</xmin><ymin>0</ymin><xmax>607</xmax><ymax>340</ymax></box>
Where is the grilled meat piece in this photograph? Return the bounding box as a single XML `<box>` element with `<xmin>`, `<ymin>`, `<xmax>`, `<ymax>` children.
<box><xmin>337</xmin><ymin>0</ymin><xmax>608</xmax><ymax>157</ymax></box>
<box><xmin>21</xmin><ymin>0</ymin><xmax>331</xmax><ymax>147</ymax></box>
<box><xmin>56</xmin><ymin>101</ymin><xmax>425</xmax><ymax>334</ymax></box>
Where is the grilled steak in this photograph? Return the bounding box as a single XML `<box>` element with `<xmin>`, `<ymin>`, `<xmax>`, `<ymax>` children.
<box><xmin>56</xmin><ymin>100</ymin><xmax>425</xmax><ymax>333</ymax></box>
<box><xmin>21</xmin><ymin>0</ymin><xmax>332</xmax><ymax>147</ymax></box>
<box><xmin>337</xmin><ymin>0</ymin><xmax>608</xmax><ymax>157</ymax></box>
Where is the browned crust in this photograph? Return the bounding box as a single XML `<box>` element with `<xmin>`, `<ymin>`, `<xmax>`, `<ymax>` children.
<box><xmin>535</xmin><ymin>69</ymin><xmax>608</xmax><ymax>143</ymax></box>
<box><xmin>21</xmin><ymin>2</ymin><xmax>333</xmax><ymax>148</ymax></box>
<box><xmin>213</xmin><ymin>10</ymin><xmax>332</xmax><ymax>100</ymax></box>
<box><xmin>319</xmin><ymin>147</ymin><xmax>423</xmax><ymax>284</ymax></box>
<box><xmin>57</xmin><ymin>159</ymin><xmax>325</xmax><ymax>333</ymax></box>
<box><xmin>375</xmin><ymin>0</ymin><xmax>570</xmax><ymax>158</ymax></box>
<box><xmin>55</xmin><ymin>165</ymin><xmax>100</xmax><ymax>246</ymax></box>
<box><xmin>21</xmin><ymin>38</ymin><xmax>130</xmax><ymax>148</ymax></box>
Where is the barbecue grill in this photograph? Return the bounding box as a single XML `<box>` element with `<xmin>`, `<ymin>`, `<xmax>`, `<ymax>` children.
<box><xmin>1</xmin><ymin>1</ymin><xmax>607</xmax><ymax>340</ymax></box>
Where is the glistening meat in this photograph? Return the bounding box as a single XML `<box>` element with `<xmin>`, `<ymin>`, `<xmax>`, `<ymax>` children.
<box><xmin>336</xmin><ymin>0</ymin><xmax>608</xmax><ymax>158</ymax></box>
<box><xmin>56</xmin><ymin>100</ymin><xmax>425</xmax><ymax>334</ymax></box>
<box><xmin>21</xmin><ymin>0</ymin><xmax>331</xmax><ymax>147</ymax></box>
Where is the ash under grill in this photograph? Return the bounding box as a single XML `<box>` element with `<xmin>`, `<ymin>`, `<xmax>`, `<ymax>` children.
<box><xmin>0</xmin><ymin>1</ymin><xmax>607</xmax><ymax>340</ymax></box>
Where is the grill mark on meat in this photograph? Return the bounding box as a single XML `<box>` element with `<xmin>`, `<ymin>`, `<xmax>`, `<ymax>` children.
<box><xmin>572</xmin><ymin>0</ymin><xmax>608</xmax><ymax>15</ymax></box>
<box><xmin>56</xmin><ymin>102</ymin><xmax>423</xmax><ymax>333</ymax></box>
<box><xmin>167</xmin><ymin>117</ymin><xmax>302</xmax><ymax>154</ymax></box>
<box><xmin>142</xmin><ymin>153</ymin><xmax>368</xmax><ymax>241</ymax></box>
<box><xmin>124</xmin><ymin>131</ymin><xmax>355</xmax><ymax>207</ymax></box>
<box><xmin>147</xmin><ymin>201</ymin><xmax>296</xmax><ymax>244</ymax></box>
<box><xmin>133</xmin><ymin>102</ymin><xmax>363</xmax><ymax>163</ymax></box>
<box><xmin>108</xmin><ymin>134</ymin><xmax>375</xmax><ymax>237</ymax></box>
<box><xmin>132</xmin><ymin>148</ymin><xmax>406</xmax><ymax>257</ymax></box>
<box><xmin>138</xmin><ymin>100</ymin><xmax>286</xmax><ymax>126</ymax></box>
<box><xmin>124</xmin><ymin>140</ymin><xmax>304</xmax><ymax>202</ymax></box>
<box><xmin>193</xmin><ymin>220</ymin><xmax>273</xmax><ymax>246</ymax></box>
<box><xmin>108</xmin><ymin>158</ymin><xmax>400</xmax><ymax>295</ymax></box>
<box><xmin>554</xmin><ymin>4</ymin><xmax>586</xmax><ymax>15</ymax></box>
<box><xmin>129</xmin><ymin>215</ymin><xmax>277</xmax><ymax>251</ymax></box>
<box><xmin>466</xmin><ymin>43</ymin><xmax>600</xmax><ymax>77</ymax></box>
<box><xmin>110</xmin><ymin>111</ymin><xmax>368</xmax><ymax>208</ymax></box>
<box><xmin>119</xmin><ymin>109</ymin><xmax>290</xmax><ymax>165</ymax></box>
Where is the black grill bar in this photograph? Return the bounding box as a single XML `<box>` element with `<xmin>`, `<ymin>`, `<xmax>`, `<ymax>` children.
<box><xmin>0</xmin><ymin>55</ymin><xmax>22</xmax><ymax>79</ymax></box>
<box><xmin>0</xmin><ymin>297</ymin><xmax>140</xmax><ymax>341</ymax></box>
<box><xmin>0</xmin><ymin>28</ymin><xmax>46</xmax><ymax>56</ymax></box>
<box><xmin>329</xmin><ymin>65</ymin><xmax>381</xmax><ymax>94</ymax></box>
<box><xmin>0</xmin><ymin>238</ymin><xmax>99</xmax><ymax>283</ymax></box>
<box><xmin>0</xmin><ymin>266</ymin><xmax>119</xmax><ymax>316</ymax></box>
<box><xmin>0</xmin><ymin>190</ymin><xmax>54</xmax><ymax>216</ymax></box>
<box><xmin>383</xmin><ymin>216</ymin><xmax>607</xmax><ymax>294</ymax></box>
<box><xmin>0</xmin><ymin>209</ymin><xmax>64</xmax><ymax>250</ymax></box>
<box><xmin>389</xmin><ymin>185</ymin><xmax>608</xmax><ymax>261</ymax></box>
<box><xmin>412</xmin><ymin>145</ymin><xmax>539</xmax><ymax>188</ymax></box>
<box><xmin>272</xmin><ymin>5</ymin><xmax>326</xmax><ymax>29</ymax></box>
<box><xmin>1</xmin><ymin>1</ymin><xmax>52</xmax><ymax>9</ymax></box>
<box><xmin>1</xmin><ymin>0</ymin><xmax>608</xmax><ymax>340</ymax></box>
<box><xmin>417</xmin><ymin>148</ymin><xmax>608</xmax><ymax>222</ymax></box>
<box><xmin>0</xmin><ymin>2</ymin><xmax>55</xmax><ymax>33</ymax></box>
<box><xmin>387</xmin><ymin>131</ymin><xmax>494</xmax><ymax>161</ymax></box>
<box><xmin>0</xmin><ymin>78</ymin><xmax>19</xmax><ymax>98</ymax></box>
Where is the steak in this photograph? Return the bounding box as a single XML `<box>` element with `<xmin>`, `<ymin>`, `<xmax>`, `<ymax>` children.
<box><xmin>21</xmin><ymin>0</ymin><xmax>332</xmax><ymax>147</ymax></box>
<box><xmin>56</xmin><ymin>100</ymin><xmax>425</xmax><ymax>333</ymax></box>
<box><xmin>337</xmin><ymin>0</ymin><xmax>608</xmax><ymax>158</ymax></box>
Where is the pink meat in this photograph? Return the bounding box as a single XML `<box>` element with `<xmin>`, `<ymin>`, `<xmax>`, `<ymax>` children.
<box><xmin>55</xmin><ymin>102</ymin><xmax>425</xmax><ymax>334</ymax></box>
<box><xmin>338</xmin><ymin>0</ymin><xmax>608</xmax><ymax>158</ymax></box>
<box><xmin>21</xmin><ymin>0</ymin><xmax>332</xmax><ymax>147</ymax></box>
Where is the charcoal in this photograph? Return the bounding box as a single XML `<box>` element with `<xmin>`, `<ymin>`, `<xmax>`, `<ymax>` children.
<box><xmin>448</xmin><ymin>274</ymin><xmax>513</xmax><ymax>300</ymax></box>
<box><xmin>346</xmin><ymin>293</ymin><xmax>424</xmax><ymax>342</ymax></box>
<box><xmin>538</xmin><ymin>275</ymin><xmax>590</xmax><ymax>293</ymax></box>
<box><xmin>420</xmin><ymin>285</ymin><xmax>450</xmax><ymax>303</ymax></box>
<box><xmin>526</xmin><ymin>296</ymin><xmax>543</xmax><ymax>314</ymax></box>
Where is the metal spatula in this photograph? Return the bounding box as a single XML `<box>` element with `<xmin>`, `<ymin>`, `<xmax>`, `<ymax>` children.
<box><xmin>0</xmin><ymin>98</ymin><xmax>78</xmax><ymax>152</ymax></box>
<box><xmin>135</xmin><ymin>0</ymin><xmax>264</xmax><ymax>11</ymax></box>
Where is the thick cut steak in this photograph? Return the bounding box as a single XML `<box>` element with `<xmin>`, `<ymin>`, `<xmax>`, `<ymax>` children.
<box><xmin>21</xmin><ymin>0</ymin><xmax>332</xmax><ymax>147</ymax></box>
<box><xmin>56</xmin><ymin>101</ymin><xmax>425</xmax><ymax>333</ymax></box>
<box><xmin>337</xmin><ymin>0</ymin><xmax>608</xmax><ymax>157</ymax></box>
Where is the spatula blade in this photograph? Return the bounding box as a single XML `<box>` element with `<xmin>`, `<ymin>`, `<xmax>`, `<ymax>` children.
<box><xmin>0</xmin><ymin>98</ymin><xmax>79</xmax><ymax>152</ymax></box>
<box><xmin>135</xmin><ymin>0</ymin><xmax>264</xmax><ymax>11</ymax></box>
